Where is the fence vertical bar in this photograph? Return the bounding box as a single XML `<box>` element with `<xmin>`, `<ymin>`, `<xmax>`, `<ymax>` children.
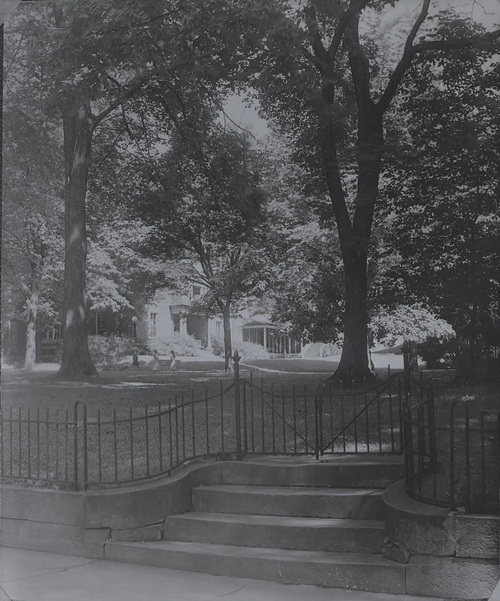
<box><xmin>81</xmin><ymin>404</ymin><xmax>88</xmax><ymax>490</ymax></box>
<box><xmin>328</xmin><ymin>394</ymin><xmax>333</xmax><ymax>453</ymax></box>
<box><xmin>191</xmin><ymin>391</ymin><xmax>196</xmax><ymax>458</ymax></box>
<box><xmin>73</xmin><ymin>404</ymin><xmax>78</xmax><ymax>490</ymax></box>
<box><xmin>397</xmin><ymin>374</ymin><xmax>404</xmax><ymax>452</ymax></box>
<box><xmin>314</xmin><ymin>396</ymin><xmax>320</xmax><ymax>460</ymax></box>
<box><xmin>377</xmin><ymin>389</ymin><xmax>382</xmax><ymax>452</ymax></box>
<box><xmin>45</xmin><ymin>408</ymin><xmax>49</xmax><ymax>480</ymax></box>
<box><xmin>159</xmin><ymin>401</ymin><xmax>163</xmax><ymax>473</ymax></box>
<box><xmin>243</xmin><ymin>381</ymin><xmax>248</xmax><ymax>454</ymax></box>
<box><xmin>261</xmin><ymin>378</ymin><xmax>265</xmax><ymax>453</ymax></box>
<box><xmin>281</xmin><ymin>384</ymin><xmax>286</xmax><ymax>453</ymax></box>
<box><xmin>304</xmin><ymin>385</ymin><xmax>308</xmax><ymax>451</ymax></box>
<box><xmin>18</xmin><ymin>408</ymin><xmax>23</xmax><ymax>477</ymax></box>
<box><xmin>97</xmin><ymin>410</ymin><xmax>102</xmax><ymax>483</ymax></box>
<box><xmin>145</xmin><ymin>404</ymin><xmax>150</xmax><ymax>476</ymax></box>
<box><xmin>364</xmin><ymin>392</ymin><xmax>370</xmax><ymax>452</ymax></box>
<box><xmin>205</xmin><ymin>386</ymin><xmax>210</xmax><ymax>455</ymax></box>
<box><xmin>113</xmin><ymin>408</ymin><xmax>118</xmax><ymax>482</ymax></box>
<box><xmin>55</xmin><ymin>409</ymin><xmax>59</xmax><ymax>481</ymax></box>
<box><xmin>416</xmin><ymin>402</ymin><xmax>424</xmax><ymax>495</ymax></box>
<box><xmin>271</xmin><ymin>383</ymin><xmax>276</xmax><ymax>454</ymax></box>
<box><xmin>220</xmin><ymin>380</ymin><xmax>225</xmax><ymax>453</ymax></box>
<box><xmin>234</xmin><ymin>351</ymin><xmax>242</xmax><ymax>460</ymax></box>
<box><xmin>464</xmin><ymin>404</ymin><xmax>471</xmax><ymax>513</ymax></box>
<box><xmin>129</xmin><ymin>406</ymin><xmax>134</xmax><ymax>481</ymax></box>
<box><xmin>181</xmin><ymin>395</ymin><xmax>185</xmax><ymax>463</ymax></box>
<box><xmin>250</xmin><ymin>372</ymin><xmax>255</xmax><ymax>453</ymax></box>
<box><xmin>27</xmin><ymin>407</ymin><xmax>31</xmax><ymax>478</ymax></box>
<box><xmin>65</xmin><ymin>409</ymin><xmax>69</xmax><ymax>481</ymax></box>
<box><xmin>292</xmin><ymin>384</ymin><xmax>297</xmax><ymax>454</ymax></box>
<box><xmin>480</xmin><ymin>412</ymin><xmax>486</xmax><ymax>508</ymax></box>
<box><xmin>352</xmin><ymin>394</ymin><xmax>358</xmax><ymax>452</ymax></box>
<box><xmin>0</xmin><ymin>410</ymin><xmax>4</xmax><ymax>482</ymax></box>
<box><xmin>449</xmin><ymin>404</ymin><xmax>456</xmax><ymax>509</ymax></box>
<box><xmin>175</xmin><ymin>395</ymin><xmax>179</xmax><ymax>465</ymax></box>
<box><xmin>340</xmin><ymin>395</ymin><xmax>346</xmax><ymax>452</ymax></box>
<box><xmin>168</xmin><ymin>404</ymin><xmax>173</xmax><ymax>471</ymax></box>
<box><xmin>37</xmin><ymin>408</ymin><xmax>40</xmax><ymax>478</ymax></box>
<box><xmin>9</xmin><ymin>407</ymin><xmax>14</xmax><ymax>477</ymax></box>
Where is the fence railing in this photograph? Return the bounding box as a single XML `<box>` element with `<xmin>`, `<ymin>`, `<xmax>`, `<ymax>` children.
<box><xmin>0</xmin><ymin>355</ymin><xmax>405</xmax><ymax>490</ymax></box>
<box><xmin>402</xmin><ymin>371</ymin><xmax>499</xmax><ymax>515</ymax></box>
<box><xmin>3</xmin><ymin>350</ymin><xmax>496</xmax><ymax>514</ymax></box>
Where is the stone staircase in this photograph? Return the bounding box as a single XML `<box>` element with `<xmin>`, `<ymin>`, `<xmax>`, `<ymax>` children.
<box><xmin>105</xmin><ymin>456</ymin><xmax>406</xmax><ymax>594</ymax></box>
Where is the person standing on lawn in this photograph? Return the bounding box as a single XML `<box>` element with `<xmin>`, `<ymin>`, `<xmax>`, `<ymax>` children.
<box><xmin>170</xmin><ymin>350</ymin><xmax>176</xmax><ymax>371</ymax></box>
<box><xmin>151</xmin><ymin>350</ymin><xmax>159</xmax><ymax>371</ymax></box>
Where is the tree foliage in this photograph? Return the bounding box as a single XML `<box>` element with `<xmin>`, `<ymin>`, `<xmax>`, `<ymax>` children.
<box><xmin>133</xmin><ymin>126</ymin><xmax>269</xmax><ymax>369</ymax></box>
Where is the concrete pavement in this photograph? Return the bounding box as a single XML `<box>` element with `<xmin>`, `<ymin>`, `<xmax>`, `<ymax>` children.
<box><xmin>0</xmin><ymin>547</ymin><xmax>447</xmax><ymax>601</ymax></box>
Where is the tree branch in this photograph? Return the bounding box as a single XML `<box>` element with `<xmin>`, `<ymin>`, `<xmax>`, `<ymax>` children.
<box><xmin>327</xmin><ymin>0</ymin><xmax>372</xmax><ymax>63</ymax></box>
<box><xmin>378</xmin><ymin>0</ymin><xmax>430</xmax><ymax>112</ymax></box>
<box><xmin>378</xmin><ymin>2</ymin><xmax>500</xmax><ymax>113</ymax></box>
<box><xmin>303</xmin><ymin>4</ymin><xmax>329</xmax><ymax>71</ymax></box>
<box><xmin>92</xmin><ymin>77</ymin><xmax>144</xmax><ymax>128</ymax></box>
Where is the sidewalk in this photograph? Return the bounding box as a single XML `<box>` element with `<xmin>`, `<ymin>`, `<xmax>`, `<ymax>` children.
<box><xmin>0</xmin><ymin>547</ymin><xmax>446</xmax><ymax>601</ymax></box>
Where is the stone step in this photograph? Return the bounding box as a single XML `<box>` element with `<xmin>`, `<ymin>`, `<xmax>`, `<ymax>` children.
<box><xmin>163</xmin><ymin>512</ymin><xmax>386</xmax><ymax>554</ymax></box>
<box><xmin>192</xmin><ymin>484</ymin><xmax>385</xmax><ymax>519</ymax></box>
<box><xmin>222</xmin><ymin>455</ymin><xmax>403</xmax><ymax>488</ymax></box>
<box><xmin>104</xmin><ymin>540</ymin><xmax>406</xmax><ymax>594</ymax></box>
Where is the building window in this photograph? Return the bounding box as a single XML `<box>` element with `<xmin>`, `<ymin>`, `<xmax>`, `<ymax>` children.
<box><xmin>97</xmin><ymin>312</ymin><xmax>106</xmax><ymax>335</ymax></box>
<box><xmin>150</xmin><ymin>312</ymin><xmax>158</xmax><ymax>338</ymax></box>
<box><xmin>172</xmin><ymin>314</ymin><xmax>180</xmax><ymax>333</ymax></box>
<box><xmin>9</xmin><ymin>321</ymin><xmax>18</xmax><ymax>343</ymax></box>
<box><xmin>215</xmin><ymin>321</ymin><xmax>221</xmax><ymax>335</ymax></box>
<box><xmin>44</xmin><ymin>323</ymin><xmax>62</xmax><ymax>340</ymax></box>
<box><xmin>192</xmin><ymin>285</ymin><xmax>201</xmax><ymax>298</ymax></box>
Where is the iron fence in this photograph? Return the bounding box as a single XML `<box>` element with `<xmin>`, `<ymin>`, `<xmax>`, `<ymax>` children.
<box><xmin>402</xmin><ymin>373</ymin><xmax>499</xmax><ymax>515</ymax></box>
<box><xmin>3</xmin><ymin>351</ymin><xmax>496</xmax><ymax>514</ymax></box>
<box><xmin>0</xmin><ymin>356</ymin><xmax>404</xmax><ymax>490</ymax></box>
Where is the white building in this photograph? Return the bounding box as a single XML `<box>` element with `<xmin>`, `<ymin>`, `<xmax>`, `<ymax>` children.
<box><xmin>144</xmin><ymin>285</ymin><xmax>302</xmax><ymax>356</ymax></box>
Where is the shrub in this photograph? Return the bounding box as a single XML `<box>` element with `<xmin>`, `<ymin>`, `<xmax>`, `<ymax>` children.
<box><xmin>88</xmin><ymin>334</ymin><xmax>133</xmax><ymax>369</ymax></box>
<box><xmin>418</xmin><ymin>336</ymin><xmax>454</xmax><ymax>369</ymax></box>
<box><xmin>234</xmin><ymin>340</ymin><xmax>269</xmax><ymax>360</ymax></box>
<box><xmin>320</xmin><ymin>342</ymin><xmax>337</xmax><ymax>357</ymax></box>
<box><xmin>210</xmin><ymin>335</ymin><xmax>224</xmax><ymax>357</ymax></box>
<box><xmin>210</xmin><ymin>336</ymin><xmax>269</xmax><ymax>360</ymax></box>
<box><xmin>149</xmin><ymin>333</ymin><xmax>202</xmax><ymax>357</ymax></box>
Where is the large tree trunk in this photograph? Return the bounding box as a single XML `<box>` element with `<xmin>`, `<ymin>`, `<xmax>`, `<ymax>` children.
<box><xmin>24</xmin><ymin>283</ymin><xmax>40</xmax><ymax>371</ymax></box>
<box><xmin>59</xmin><ymin>101</ymin><xmax>97</xmax><ymax>378</ymax></box>
<box><xmin>221</xmin><ymin>304</ymin><xmax>233</xmax><ymax>371</ymax></box>
<box><xmin>319</xmin><ymin>54</ymin><xmax>383</xmax><ymax>382</ymax></box>
<box><xmin>334</xmin><ymin>249</ymin><xmax>372</xmax><ymax>382</ymax></box>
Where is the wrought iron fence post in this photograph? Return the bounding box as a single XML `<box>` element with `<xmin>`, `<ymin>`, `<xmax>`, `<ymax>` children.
<box><xmin>233</xmin><ymin>350</ymin><xmax>242</xmax><ymax>460</ymax></box>
<box><xmin>73</xmin><ymin>402</ymin><xmax>88</xmax><ymax>491</ymax></box>
<box><xmin>73</xmin><ymin>402</ymin><xmax>79</xmax><ymax>490</ymax></box>
<box><xmin>314</xmin><ymin>395</ymin><xmax>320</xmax><ymax>460</ymax></box>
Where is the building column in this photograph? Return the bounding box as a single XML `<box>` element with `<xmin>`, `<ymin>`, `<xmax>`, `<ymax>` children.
<box><xmin>263</xmin><ymin>327</ymin><xmax>267</xmax><ymax>352</ymax></box>
<box><xmin>180</xmin><ymin>317</ymin><xmax>187</xmax><ymax>335</ymax></box>
<box><xmin>207</xmin><ymin>318</ymin><xmax>213</xmax><ymax>349</ymax></box>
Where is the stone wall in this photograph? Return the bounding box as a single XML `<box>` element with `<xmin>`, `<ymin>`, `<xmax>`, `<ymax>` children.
<box><xmin>384</xmin><ymin>480</ymin><xmax>499</xmax><ymax>598</ymax></box>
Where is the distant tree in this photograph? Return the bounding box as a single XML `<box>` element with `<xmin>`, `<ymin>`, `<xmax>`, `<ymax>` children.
<box><xmin>2</xmin><ymin>68</ymin><xmax>65</xmax><ymax>369</ymax></box>
<box><xmin>135</xmin><ymin>127</ymin><xmax>268</xmax><ymax>370</ymax></box>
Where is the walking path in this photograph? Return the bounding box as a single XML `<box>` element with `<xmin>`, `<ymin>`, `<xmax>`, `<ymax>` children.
<box><xmin>0</xmin><ymin>547</ymin><xmax>445</xmax><ymax>601</ymax></box>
